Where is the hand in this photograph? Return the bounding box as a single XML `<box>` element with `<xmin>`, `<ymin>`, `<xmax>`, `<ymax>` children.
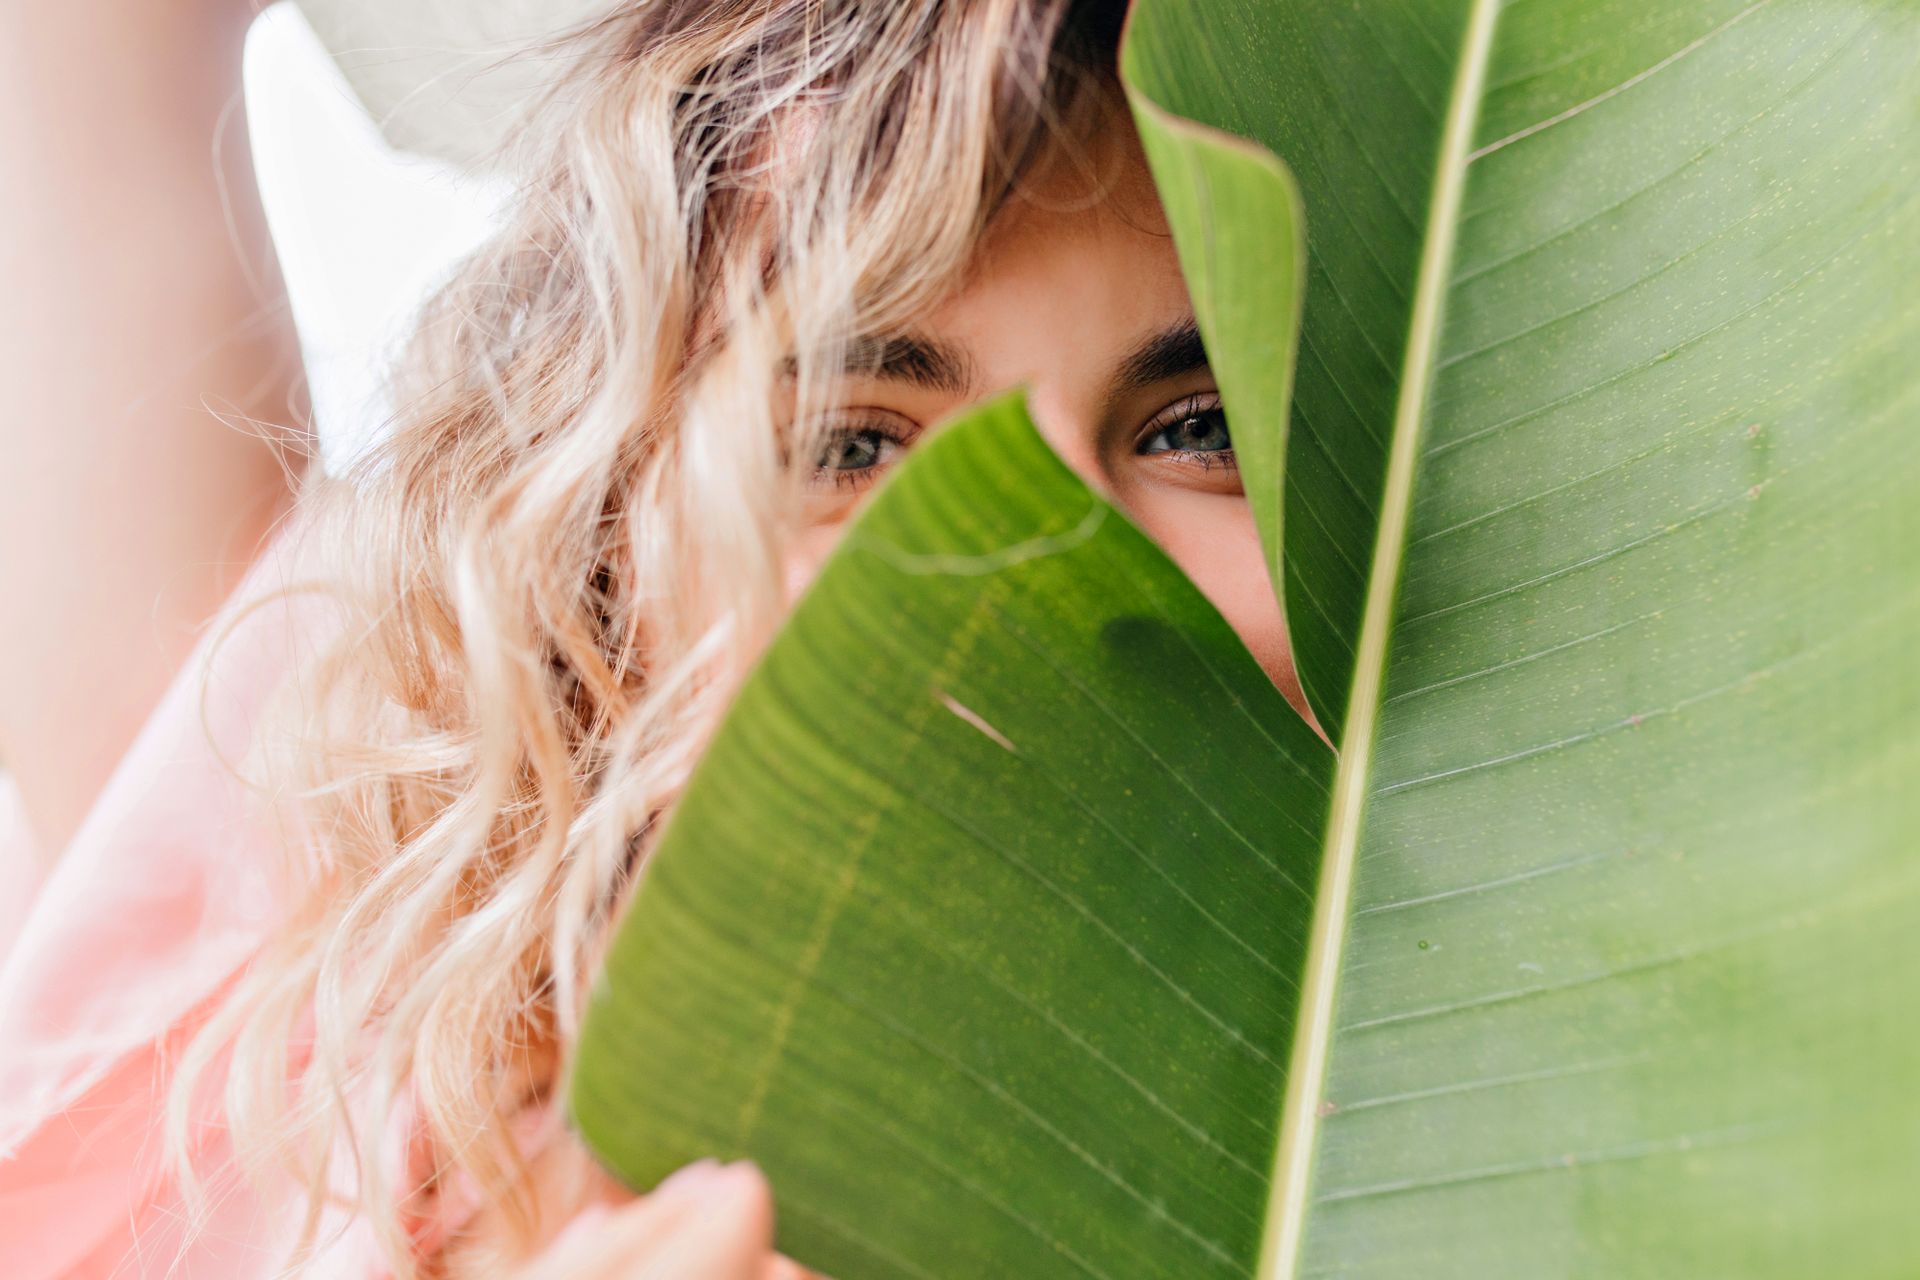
<box><xmin>523</xmin><ymin>1160</ymin><xmax>827</xmax><ymax>1279</ymax></box>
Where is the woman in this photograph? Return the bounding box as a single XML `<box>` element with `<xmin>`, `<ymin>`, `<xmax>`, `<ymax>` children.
<box><xmin>1</xmin><ymin>1</ymin><xmax>1304</xmax><ymax>1276</ymax></box>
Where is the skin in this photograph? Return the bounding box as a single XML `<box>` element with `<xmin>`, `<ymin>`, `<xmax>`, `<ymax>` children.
<box><xmin>1</xmin><ymin>0</ymin><xmax>305</xmax><ymax>861</ymax></box>
<box><xmin>507</xmin><ymin>1161</ymin><xmax>815</xmax><ymax>1280</ymax></box>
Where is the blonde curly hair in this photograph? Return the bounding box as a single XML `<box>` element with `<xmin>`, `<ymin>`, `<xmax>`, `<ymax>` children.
<box><xmin>174</xmin><ymin>1</ymin><xmax>1127</xmax><ymax>1273</ymax></box>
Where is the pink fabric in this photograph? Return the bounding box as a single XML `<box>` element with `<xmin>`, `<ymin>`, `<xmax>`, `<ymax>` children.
<box><xmin>0</xmin><ymin>525</ymin><xmax>571</xmax><ymax>1277</ymax></box>
<box><xmin>0</xmin><ymin>529</ymin><xmax>363</xmax><ymax>1278</ymax></box>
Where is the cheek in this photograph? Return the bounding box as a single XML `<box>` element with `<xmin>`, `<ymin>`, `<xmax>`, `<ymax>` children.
<box><xmin>782</xmin><ymin>521</ymin><xmax>841</xmax><ymax>606</ymax></box>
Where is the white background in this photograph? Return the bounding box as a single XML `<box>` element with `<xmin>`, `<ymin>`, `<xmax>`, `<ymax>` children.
<box><xmin>244</xmin><ymin>2</ymin><xmax>510</xmax><ymax>474</ymax></box>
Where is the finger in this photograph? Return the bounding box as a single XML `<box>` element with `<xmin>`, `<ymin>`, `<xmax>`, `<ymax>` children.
<box><xmin>631</xmin><ymin>1161</ymin><xmax>776</xmax><ymax>1279</ymax></box>
<box><xmin>523</xmin><ymin>1159</ymin><xmax>752</xmax><ymax>1279</ymax></box>
<box><xmin>522</xmin><ymin>1201</ymin><xmax>623</xmax><ymax>1280</ymax></box>
<box><xmin>764</xmin><ymin>1255</ymin><xmax>835</xmax><ymax>1280</ymax></box>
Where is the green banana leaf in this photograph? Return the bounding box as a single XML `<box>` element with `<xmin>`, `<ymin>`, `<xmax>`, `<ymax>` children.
<box><xmin>571</xmin><ymin>2</ymin><xmax>1920</xmax><ymax>1276</ymax></box>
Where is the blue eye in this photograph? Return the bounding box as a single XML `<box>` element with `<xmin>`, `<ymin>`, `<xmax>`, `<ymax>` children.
<box><xmin>1138</xmin><ymin>397</ymin><xmax>1233</xmax><ymax>457</ymax></box>
<box><xmin>811</xmin><ymin>418</ymin><xmax>914</xmax><ymax>489</ymax></box>
<box><xmin>818</xmin><ymin>428</ymin><xmax>894</xmax><ymax>471</ymax></box>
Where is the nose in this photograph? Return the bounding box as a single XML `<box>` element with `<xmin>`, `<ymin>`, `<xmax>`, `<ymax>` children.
<box><xmin>1019</xmin><ymin>384</ymin><xmax>1115</xmax><ymax>501</ymax></box>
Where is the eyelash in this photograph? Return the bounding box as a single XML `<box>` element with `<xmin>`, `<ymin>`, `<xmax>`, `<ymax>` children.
<box><xmin>808</xmin><ymin>392</ymin><xmax>1236</xmax><ymax>489</ymax></box>
<box><xmin>1134</xmin><ymin>393</ymin><xmax>1236</xmax><ymax>468</ymax></box>
<box><xmin>810</xmin><ymin>415</ymin><xmax>918</xmax><ymax>490</ymax></box>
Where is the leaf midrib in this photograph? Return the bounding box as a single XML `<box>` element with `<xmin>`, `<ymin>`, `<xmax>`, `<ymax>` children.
<box><xmin>1255</xmin><ymin>3</ymin><xmax>1505</xmax><ymax>1276</ymax></box>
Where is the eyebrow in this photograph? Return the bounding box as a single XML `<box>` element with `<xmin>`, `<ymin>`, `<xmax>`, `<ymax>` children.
<box><xmin>841</xmin><ymin>332</ymin><xmax>977</xmax><ymax>395</ymax></box>
<box><xmin>830</xmin><ymin>317</ymin><xmax>1207</xmax><ymax>400</ymax></box>
<box><xmin>1114</xmin><ymin>318</ymin><xmax>1210</xmax><ymax>393</ymax></box>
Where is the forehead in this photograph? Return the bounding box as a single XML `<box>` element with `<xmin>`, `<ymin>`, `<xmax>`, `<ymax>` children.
<box><xmin>981</xmin><ymin>109</ymin><xmax>1171</xmax><ymax>257</ymax></box>
<box><xmin>918</xmin><ymin>124</ymin><xmax>1191</xmax><ymax>381</ymax></box>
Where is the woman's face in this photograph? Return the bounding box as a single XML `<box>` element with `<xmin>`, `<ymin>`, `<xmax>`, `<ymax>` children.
<box><xmin>783</xmin><ymin>124</ymin><xmax>1310</xmax><ymax>724</ymax></box>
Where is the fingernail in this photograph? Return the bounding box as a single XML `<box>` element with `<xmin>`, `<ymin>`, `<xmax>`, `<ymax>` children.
<box><xmin>714</xmin><ymin>1159</ymin><xmax>767</xmax><ymax>1193</ymax></box>
<box><xmin>651</xmin><ymin>1158</ymin><xmax>722</xmax><ymax>1204</ymax></box>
